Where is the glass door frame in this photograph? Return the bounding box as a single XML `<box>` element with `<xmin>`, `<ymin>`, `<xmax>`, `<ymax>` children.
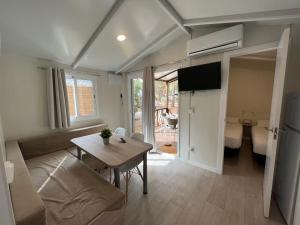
<box><xmin>127</xmin><ymin>72</ymin><xmax>143</xmax><ymax>136</ymax></box>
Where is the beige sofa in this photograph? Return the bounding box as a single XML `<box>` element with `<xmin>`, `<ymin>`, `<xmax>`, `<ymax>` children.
<box><xmin>6</xmin><ymin>124</ymin><xmax>125</xmax><ymax>225</ymax></box>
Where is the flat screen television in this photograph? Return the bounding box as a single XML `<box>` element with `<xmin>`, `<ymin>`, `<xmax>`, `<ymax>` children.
<box><xmin>178</xmin><ymin>62</ymin><xmax>221</xmax><ymax>91</ymax></box>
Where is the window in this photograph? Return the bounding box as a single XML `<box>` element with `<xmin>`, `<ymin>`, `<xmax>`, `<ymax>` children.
<box><xmin>66</xmin><ymin>74</ymin><xmax>98</xmax><ymax>122</ymax></box>
<box><xmin>155</xmin><ymin>80</ymin><xmax>167</xmax><ymax>108</ymax></box>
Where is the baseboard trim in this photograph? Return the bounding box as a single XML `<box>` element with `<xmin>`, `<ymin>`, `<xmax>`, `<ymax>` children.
<box><xmin>179</xmin><ymin>158</ymin><xmax>220</xmax><ymax>174</ymax></box>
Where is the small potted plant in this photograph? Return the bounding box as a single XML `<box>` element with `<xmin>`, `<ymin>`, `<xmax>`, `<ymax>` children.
<box><xmin>100</xmin><ymin>128</ymin><xmax>112</xmax><ymax>145</ymax></box>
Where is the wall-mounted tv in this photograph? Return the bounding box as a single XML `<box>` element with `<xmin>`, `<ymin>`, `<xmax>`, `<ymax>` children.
<box><xmin>178</xmin><ymin>62</ymin><xmax>221</xmax><ymax>92</ymax></box>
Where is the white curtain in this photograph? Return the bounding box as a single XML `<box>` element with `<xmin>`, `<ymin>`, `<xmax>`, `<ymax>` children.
<box><xmin>142</xmin><ymin>67</ymin><xmax>155</xmax><ymax>145</ymax></box>
<box><xmin>46</xmin><ymin>67</ymin><xmax>70</xmax><ymax>129</ymax></box>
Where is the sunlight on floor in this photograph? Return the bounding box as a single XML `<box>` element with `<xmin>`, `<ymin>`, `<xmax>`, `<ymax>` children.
<box><xmin>146</xmin><ymin>151</ymin><xmax>176</xmax><ymax>167</ymax></box>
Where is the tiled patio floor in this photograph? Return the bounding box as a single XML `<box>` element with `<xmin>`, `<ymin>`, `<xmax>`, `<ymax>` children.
<box><xmin>134</xmin><ymin>119</ymin><xmax>178</xmax><ymax>153</ymax></box>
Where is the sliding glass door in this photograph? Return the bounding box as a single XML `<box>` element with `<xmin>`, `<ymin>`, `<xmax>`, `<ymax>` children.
<box><xmin>131</xmin><ymin>78</ymin><xmax>143</xmax><ymax>133</ymax></box>
<box><xmin>128</xmin><ymin>72</ymin><xmax>143</xmax><ymax>134</ymax></box>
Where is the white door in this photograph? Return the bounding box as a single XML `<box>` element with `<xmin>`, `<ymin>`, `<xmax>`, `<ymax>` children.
<box><xmin>263</xmin><ymin>27</ymin><xmax>291</xmax><ymax>217</ymax></box>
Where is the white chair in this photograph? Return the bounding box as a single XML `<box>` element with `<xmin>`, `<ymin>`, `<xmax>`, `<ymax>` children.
<box><xmin>114</xmin><ymin>127</ymin><xmax>126</xmax><ymax>136</ymax></box>
<box><xmin>119</xmin><ymin>133</ymin><xmax>144</xmax><ymax>202</ymax></box>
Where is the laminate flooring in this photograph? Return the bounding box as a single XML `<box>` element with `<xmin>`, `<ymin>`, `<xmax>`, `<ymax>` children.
<box><xmin>102</xmin><ymin>140</ymin><xmax>286</xmax><ymax>225</ymax></box>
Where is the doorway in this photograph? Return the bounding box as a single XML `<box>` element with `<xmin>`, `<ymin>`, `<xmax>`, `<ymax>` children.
<box><xmin>223</xmin><ymin>49</ymin><xmax>281</xmax><ymax>220</ymax></box>
<box><xmin>220</xmin><ymin>28</ymin><xmax>290</xmax><ymax>219</ymax></box>
<box><xmin>128</xmin><ymin>72</ymin><xmax>143</xmax><ymax>135</ymax></box>
<box><xmin>223</xmin><ymin>50</ymin><xmax>277</xmax><ymax>183</ymax></box>
<box><xmin>154</xmin><ymin>70</ymin><xmax>179</xmax><ymax>155</ymax></box>
<box><xmin>224</xmin><ymin>51</ymin><xmax>276</xmax><ymax>157</ymax></box>
<box><xmin>131</xmin><ymin>78</ymin><xmax>143</xmax><ymax>133</ymax></box>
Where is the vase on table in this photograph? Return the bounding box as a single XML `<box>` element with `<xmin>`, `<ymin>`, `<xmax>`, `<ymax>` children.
<box><xmin>102</xmin><ymin>137</ymin><xmax>110</xmax><ymax>145</ymax></box>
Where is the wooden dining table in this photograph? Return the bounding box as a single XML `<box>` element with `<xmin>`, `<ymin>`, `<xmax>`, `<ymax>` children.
<box><xmin>71</xmin><ymin>133</ymin><xmax>153</xmax><ymax>194</ymax></box>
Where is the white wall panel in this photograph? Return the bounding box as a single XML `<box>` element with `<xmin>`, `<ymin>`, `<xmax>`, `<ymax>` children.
<box><xmin>189</xmin><ymin>90</ymin><xmax>221</xmax><ymax>168</ymax></box>
<box><xmin>0</xmin><ymin>54</ymin><xmax>123</xmax><ymax>140</ymax></box>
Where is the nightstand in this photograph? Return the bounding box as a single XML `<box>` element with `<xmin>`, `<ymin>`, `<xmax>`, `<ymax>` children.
<box><xmin>240</xmin><ymin>119</ymin><xmax>257</xmax><ymax>140</ymax></box>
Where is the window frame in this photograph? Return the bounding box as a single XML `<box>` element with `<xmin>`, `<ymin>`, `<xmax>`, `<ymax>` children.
<box><xmin>65</xmin><ymin>73</ymin><xmax>99</xmax><ymax>123</ymax></box>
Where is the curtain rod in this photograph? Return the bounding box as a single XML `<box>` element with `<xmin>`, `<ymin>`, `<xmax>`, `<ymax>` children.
<box><xmin>126</xmin><ymin>57</ymin><xmax>188</xmax><ymax>74</ymax></box>
<box><xmin>37</xmin><ymin>66</ymin><xmax>108</xmax><ymax>77</ymax></box>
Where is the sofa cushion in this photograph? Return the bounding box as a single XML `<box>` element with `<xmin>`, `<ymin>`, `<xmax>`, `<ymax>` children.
<box><xmin>6</xmin><ymin>141</ymin><xmax>46</xmax><ymax>225</ymax></box>
<box><xmin>26</xmin><ymin>150</ymin><xmax>125</xmax><ymax>225</ymax></box>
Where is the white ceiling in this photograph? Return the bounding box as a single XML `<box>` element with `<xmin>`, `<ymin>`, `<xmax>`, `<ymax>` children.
<box><xmin>168</xmin><ymin>0</ymin><xmax>300</xmax><ymax>19</ymax></box>
<box><xmin>80</xmin><ymin>0</ymin><xmax>174</xmax><ymax>71</ymax></box>
<box><xmin>0</xmin><ymin>0</ymin><xmax>299</xmax><ymax>72</ymax></box>
<box><xmin>0</xmin><ymin>0</ymin><xmax>116</xmax><ymax>64</ymax></box>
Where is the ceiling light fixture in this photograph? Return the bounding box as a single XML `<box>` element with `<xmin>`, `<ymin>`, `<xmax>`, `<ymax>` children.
<box><xmin>117</xmin><ymin>34</ymin><xmax>126</xmax><ymax>42</ymax></box>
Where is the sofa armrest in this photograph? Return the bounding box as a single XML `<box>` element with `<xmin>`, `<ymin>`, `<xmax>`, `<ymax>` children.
<box><xmin>6</xmin><ymin>141</ymin><xmax>46</xmax><ymax>225</ymax></box>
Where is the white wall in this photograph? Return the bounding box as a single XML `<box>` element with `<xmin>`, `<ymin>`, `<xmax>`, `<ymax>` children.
<box><xmin>0</xmin><ymin>115</ymin><xmax>15</xmax><ymax>225</ymax></box>
<box><xmin>179</xmin><ymin>54</ymin><xmax>223</xmax><ymax>171</ymax></box>
<box><xmin>227</xmin><ymin>58</ymin><xmax>275</xmax><ymax>120</ymax></box>
<box><xmin>128</xmin><ymin>23</ymin><xmax>284</xmax><ymax>172</ymax></box>
<box><xmin>98</xmin><ymin>74</ymin><xmax>124</xmax><ymax>130</ymax></box>
<box><xmin>0</xmin><ymin>54</ymin><xmax>123</xmax><ymax>140</ymax></box>
<box><xmin>130</xmin><ymin>34</ymin><xmax>189</xmax><ymax>71</ymax></box>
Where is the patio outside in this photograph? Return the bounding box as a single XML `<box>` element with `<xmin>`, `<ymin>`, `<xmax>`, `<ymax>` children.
<box><xmin>154</xmin><ymin>80</ymin><xmax>178</xmax><ymax>154</ymax></box>
<box><xmin>132</xmin><ymin>72</ymin><xmax>178</xmax><ymax>154</ymax></box>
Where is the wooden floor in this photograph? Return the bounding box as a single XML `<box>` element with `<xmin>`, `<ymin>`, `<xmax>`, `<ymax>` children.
<box><xmin>120</xmin><ymin>140</ymin><xmax>285</xmax><ymax>225</ymax></box>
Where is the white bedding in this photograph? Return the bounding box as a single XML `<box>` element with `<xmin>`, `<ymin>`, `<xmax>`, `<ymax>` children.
<box><xmin>225</xmin><ymin>123</ymin><xmax>243</xmax><ymax>149</ymax></box>
<box><xmin>252</xmin><ymin>126</ymin><xmax>268</xmax><ymax>155</ymax></box>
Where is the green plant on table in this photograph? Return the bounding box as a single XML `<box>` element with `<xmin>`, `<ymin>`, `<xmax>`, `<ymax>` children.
<box><xmin>100</xmin><ymin>128</ymin><xmax>112</xmax><ymax>139</ymax></box>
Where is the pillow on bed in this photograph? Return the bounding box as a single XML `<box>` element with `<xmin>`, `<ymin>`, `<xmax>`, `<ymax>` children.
<box><xmin>226</xmin><ymin>117</ymin><xmax>239</xmax><ymax>124</ymax></box>
<box><xmin>257</xmin><ymin>120</ymin><xmax>269</xmax><ymax>128</ymax></box>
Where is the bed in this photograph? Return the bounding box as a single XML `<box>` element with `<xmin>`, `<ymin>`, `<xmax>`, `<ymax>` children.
<box><xmin>224</xmin><ymin>117</ymin><xmax>243</xmax><ymax>149</ymax></box>
<box><xmin>251</xmin><ymin>120</ymin><xmax>269</xmax><ymax>155</ymax></box>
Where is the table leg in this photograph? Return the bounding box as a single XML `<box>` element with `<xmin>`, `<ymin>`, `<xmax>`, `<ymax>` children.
<box><xmin>77</xmin><ymin>147</ymin><xmax>82</xmax><ymax>160</ymax></box>
<box><xmin>114</xmin><ymin>168</ymin><xmax>120</xmax><ymax>188</ymax></box>
<box><xmin>143</xmin><ymin>152</ymin><xmax>148</xmax><ymax>194</ymax></box>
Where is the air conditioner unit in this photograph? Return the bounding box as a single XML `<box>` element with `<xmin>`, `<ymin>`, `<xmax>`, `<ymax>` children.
<box><xmin>187</xmin><ymin>24</ymin><xmax>243</xmax><ymax>57</ymax></box>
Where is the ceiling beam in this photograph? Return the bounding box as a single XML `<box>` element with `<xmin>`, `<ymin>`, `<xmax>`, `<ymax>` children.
<box><xmin>156</xmin><ymin>0</ymin><xmax>191</xmax><ymax>36</ymax></box>
<box><xmin>116</xmin><ymin>25</ymin><xmax>179</xmax><ymax>73</ymax></box>
<box><xmin>155</xmin><ymin>69</ymin><xmax>177</xmax><ymax>81</ymax></box>
<box><xmin>72</xmin><ymin>0</ymin><xmax>125</xmax><ymax>69</ymax></box>
<box><xmin>183</xmin><ymin>8</ymin><xmax>300</xmax><ymax>27</ymax></box>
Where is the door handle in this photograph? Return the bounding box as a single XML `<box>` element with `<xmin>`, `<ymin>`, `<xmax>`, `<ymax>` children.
<box><xmin>266</xmin><ymin>127</ymin><xmax>279</xmax><ymax>140</ymax></box>
<box><xmin>274</xmin><ymin>127</ymin><xmax>278</xmax><ymax>140</ymax></box>
<box><xmin>278</xmin><ymin>128</ymin><xmax>287</xmax><ymax>134</ymax></box>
